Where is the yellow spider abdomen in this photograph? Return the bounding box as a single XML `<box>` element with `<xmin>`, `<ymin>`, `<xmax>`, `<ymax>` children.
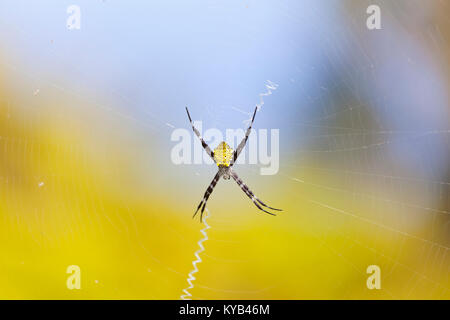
<box><xmin>213</xmin><ymin>141</ymin><xmax>233</xmax><ymax>167</ymax></box>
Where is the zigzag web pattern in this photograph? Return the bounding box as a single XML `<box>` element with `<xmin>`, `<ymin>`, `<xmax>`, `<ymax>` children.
<box><xmin>180</xmin><ymin>209</ymin><xmax>211</xmax><ymax>300</ymax></box>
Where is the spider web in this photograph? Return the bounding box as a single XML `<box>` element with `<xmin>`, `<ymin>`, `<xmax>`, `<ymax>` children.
<box><xmin>182</xmin><ymin>1</ymin><xmax>449</xmax><ymax>299</ymax></box>
<box><xmin>0</xmin><ymin>0</ymin><xmax>449</xmax><ymax>299</ymax></box>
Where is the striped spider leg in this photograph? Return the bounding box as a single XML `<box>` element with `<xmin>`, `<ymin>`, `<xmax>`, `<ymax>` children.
<box><xmin>229</xmin><ymin>106</ymin><xmax>281</xmax><ymax>215</ymax></box>
<box><xmin>185</xmin><ymin>107</ymin><xmax>215</xmax><ymax>163</ymax></box>
<box><xmin>193</xmin><ymin>171</ymin><xmax>223</xmax><ymax>222</ymax></box>
<box><xmin>230</xmin><ymin>106</ymin><xmax>258</xmax><ymax>167</ymax></box>
<box><xmin>229</xmin><ymin>169</ymin><xmax>282</xmax><ymax>216</ymax></box>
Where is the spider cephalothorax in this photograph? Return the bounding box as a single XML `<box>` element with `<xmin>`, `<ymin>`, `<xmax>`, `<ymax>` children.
<box><xmin>186</xmin><ymin>107</ymin><xmax>282</xmax><ymax>222</ymax></box>
<box><xmin>218</xmin><ymin>166</ymin><xmax>231</xmax><ymax>180</ymax></box>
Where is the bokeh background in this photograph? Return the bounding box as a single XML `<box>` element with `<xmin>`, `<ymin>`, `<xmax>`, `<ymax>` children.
<box><xmin>0</xmin><ymin>0</ymin><xmax>449</xmax><ymax>299</ymax></box>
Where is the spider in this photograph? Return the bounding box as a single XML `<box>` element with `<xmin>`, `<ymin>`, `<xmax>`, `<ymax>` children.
<box><xmin>186</xmin><ymin>106</ymin><xmax>282</xmax><ymax>222</ymax></box>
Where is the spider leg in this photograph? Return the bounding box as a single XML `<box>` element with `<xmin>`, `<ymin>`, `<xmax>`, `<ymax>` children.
<box><xmin>229</xmin><ymin>170</ymin><xmax>282</xmax><ymax>216</ymax></box>
<box><xmin>230</xmin><ymin>106</ymin><xmax>258</xmax><ymax>166</ymax></box>
<box><xmin>186</xmin><ymin>107</ymin><xmax>215</xmax><ymax>162</ymax></box>
<box><xmin>253</xmin><ymin>197</ymin><xmax>283</xmax><ymax>211</ymax></box>
<box><xmin>193</xmin><ymin>171</ymin><xmax>222</xmax><ymax>222</ymax></box>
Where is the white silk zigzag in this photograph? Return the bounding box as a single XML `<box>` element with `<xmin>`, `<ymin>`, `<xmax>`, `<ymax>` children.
<box><xmin>180</xmin><ymin>209</ymin><xmax>211</xmax><ymax>300</ymax></box>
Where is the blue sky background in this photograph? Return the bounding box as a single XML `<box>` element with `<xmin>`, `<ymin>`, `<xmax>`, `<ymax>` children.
<box><xmin>1</xmin><ymin>0</ymin><xmax>447</xmax><ymax>146</ymax></box>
